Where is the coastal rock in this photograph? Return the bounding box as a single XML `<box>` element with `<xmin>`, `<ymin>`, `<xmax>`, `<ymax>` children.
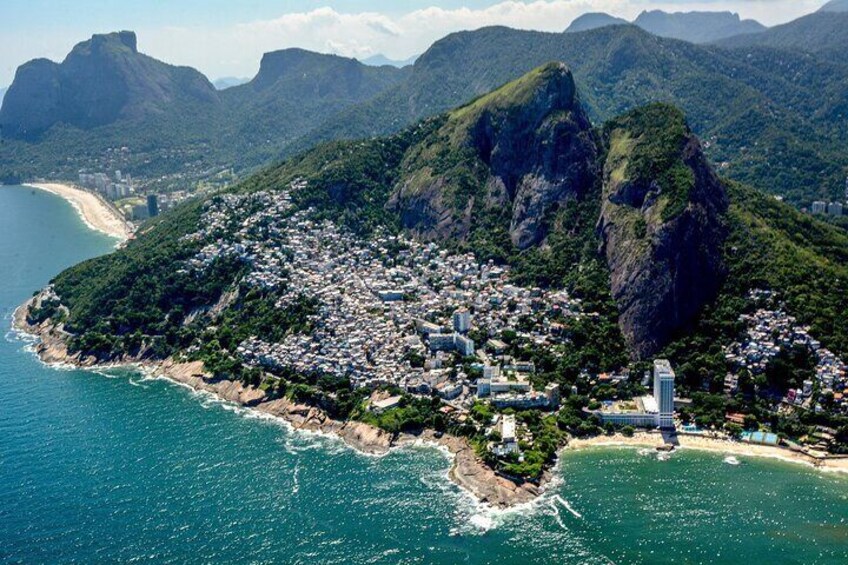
<box><xmin>438</xmin><ymin>433</ymin><xmax>542</xmax><ymax>508</ymax></box>
<box><xmin>16</xmin><ymin>305</ymin><xmax>550</xmax><ymax>509</ymax></box>
<box><xmin>158</xmin><ymin>360</ymin><xmax>266</xmax><ymax>406</ymax></box>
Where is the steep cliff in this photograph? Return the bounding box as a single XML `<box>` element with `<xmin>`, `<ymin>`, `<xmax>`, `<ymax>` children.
<box><xmin>0</xmin><ymin>31</ymin><xmax>218</xmax><ymax>139</ymax></box>
<box><xmin>597</xmin><ymin>104</ymin><xmax>728</xmax><ymax>358</ymax></box>
<box><xmin>389</xmin><ymin>62</ymin><xmax>598</xmax><ymax>249</ymax></box>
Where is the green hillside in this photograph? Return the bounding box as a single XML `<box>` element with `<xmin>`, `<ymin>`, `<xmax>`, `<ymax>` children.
<box><xmin>716</xmin><ymin>12</ymin><xmax>848</xmax><ymax>55</ymax></box>
<box><xmin>296</xmin><ymin>25</ymin><xmax>848</xmax><ymax>207</ymax></box>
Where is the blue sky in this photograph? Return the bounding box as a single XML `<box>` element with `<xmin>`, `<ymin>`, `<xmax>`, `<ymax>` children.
<box><xmin>0</xmin><ymin>1</ymin><xmax>827</xmax><ymax>86</ymax></box>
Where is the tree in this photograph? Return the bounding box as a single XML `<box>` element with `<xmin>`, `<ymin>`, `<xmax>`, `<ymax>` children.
<box><xmin>743</xmin><ymin>413</ymin><xmax>759</xmax><ymax>431</ymax></box>
<box><xmin>724</xmin><ymin>423</ymin><xmax>743</xmax><ymax>439</ymax></box>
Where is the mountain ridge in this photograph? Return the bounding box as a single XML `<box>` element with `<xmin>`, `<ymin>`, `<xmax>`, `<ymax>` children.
<box><xmin>565</xmin><ymin>9</ymin><xmax>766</xmax><ymax>43</ymax></box>
<box><xmin>2</xmin><ymin>21</ymin><xmax>847</xmax><ymax>207</ymax></box>
<box><xmin>715</xmin><ymin>11</ymin><xmax>848</xmax><ymax>54</ymax></box>
<box><xmin>292</xmin><ymin>24</ymin><xmax>848</xmax><ymax>207</ymax></box>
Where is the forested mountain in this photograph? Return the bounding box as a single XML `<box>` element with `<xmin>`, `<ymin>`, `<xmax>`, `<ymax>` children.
<box><xmin>215</xmin><ymin>49</ymin><xmax>408</xmax><ymax>169</ymax></box>
<box><xmin>295</xmin><ymin>25</ymin><xmax>848</xmax><ymax>206</ymax></box>
<box><xmin>716</xmin><ymin>12</ymin><xmax>848</xmax><ymax>55</ymax></box>
<box><xmin>2</xmin><ymin>19</ymin><xmax>847</xmax><ymax>207</ymax></box>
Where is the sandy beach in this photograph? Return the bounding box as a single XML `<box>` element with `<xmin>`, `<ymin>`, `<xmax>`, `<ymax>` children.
<box><xmin>24</xmin><ymin>182</ymin><xmax>132</xmax><ymax>240</ymax></box>
<box><xmin>567</xmin><ymin>431</ymin><xmax>848</xmax><ymax>473</ymax></box>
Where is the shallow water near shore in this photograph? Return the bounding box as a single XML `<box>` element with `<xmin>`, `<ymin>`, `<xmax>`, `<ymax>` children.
<box><xmin>2</xmin><ymin>184</ymin><xmax>847</xmax><ymax>564</ymax></box>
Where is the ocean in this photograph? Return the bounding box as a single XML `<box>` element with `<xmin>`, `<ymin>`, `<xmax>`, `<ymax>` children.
<box><xmin>1</xmin><ymin>184</ymin><xmax>846</xmax><ymax>564</ymax></box>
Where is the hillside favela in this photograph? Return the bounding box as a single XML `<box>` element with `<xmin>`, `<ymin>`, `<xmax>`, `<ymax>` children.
<box><xmin>1</xmin><ymin>1</ymin><xmax>848</xmax><ymax>563</ymax></box>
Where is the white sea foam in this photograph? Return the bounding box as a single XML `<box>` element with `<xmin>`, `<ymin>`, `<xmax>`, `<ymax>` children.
<box><xmin>292</xmin><ymin>461</ymin><xmax>300</xmax><ymax>495</ymax></box>
<box><xmin>552</xmin><ymin>494</ymin><xmax>582</xmax><ymax>518</ymax></box>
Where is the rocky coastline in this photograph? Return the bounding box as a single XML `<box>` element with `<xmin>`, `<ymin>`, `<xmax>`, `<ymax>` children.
<box><xmin>12</xmin><ymin>296</ymin><xmax>546</xmax><ymax>509</ymax></box>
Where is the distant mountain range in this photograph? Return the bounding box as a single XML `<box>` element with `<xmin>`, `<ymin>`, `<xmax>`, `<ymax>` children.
<box><xmin>566</xmin><ymin>10</ymin><xmax>765</xmax><ymax>43</ymax></box>
<box><xmin>0</xmin><ymin>87</ymin><xmax>6</xmax><ymax>104</ymax></box>
<box><xmin>361</xmin><ymin>54</ymin><xmax>418</xmax><ymax>68</ymax></box>
<box><xmin>715</xmin><ymin>12</ymin><xmax>848</xmax><ymax>55</ymax></box>
<box><xmin>0</xmin><ymin>32</ymin><xmax>406</xmax><ymax>185</ymax></box>
<box><xmin>212</xmin><ymin>77</ymin><xmax>249</xmax><ymax>90</ymax></box>
<box><xmin>0</xmin><ymin>31</ymin><xmax>217</xmax><ymax>138</ymax></box>
<box><xmin>565</xmin><ymin>13</ymin><xmax>628</xmax><ymax>33</ymax></box>
<box><xmin>2</xmin><ymin>8</ymin><xmax>847</xmax><ymax>207</ymax></box>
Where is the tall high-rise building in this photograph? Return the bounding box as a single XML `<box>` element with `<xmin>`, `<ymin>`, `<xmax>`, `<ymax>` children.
<box><xmin>653</xmin><ymin>359</ymin><xmax>675</xmax><ymax>429</ymax></box>
<box><xmin>147</xmin><ymin>194</ymin><xmax>159</xmax><ymax>218</ymax></box>
<box><xmin>827</xmin><ymin>202</ymin><xmax>843</xmax><ymax>217</ymax></box>
<box><xmin>453</xmin><ymin>309</ymin><xmax>471</xmax><ymax>333</ymax></box>
<box><xmin>811</xmin><ymin>201</ymin><xmax>827</xmax><ymax>215</ymax></box>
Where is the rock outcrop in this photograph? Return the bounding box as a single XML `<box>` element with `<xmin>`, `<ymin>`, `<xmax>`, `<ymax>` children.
<box><xmin>387</xmin><ymin>66</ymin><xmax>728</xmax><ymax>358</ymax></box>
<box><xmin>0</xmin><ymin>31</ymin><xmax>218</xmax><ymax>139</ymax></box>
<box><xmin>389</xmin><ymin>62</ymin><xmax>598</xmax><ymax>249</ymax></box>
<box><xmin>597</xmin><ymin>104</ymin><xmax>728</xmax><ymax>359</ymax></box>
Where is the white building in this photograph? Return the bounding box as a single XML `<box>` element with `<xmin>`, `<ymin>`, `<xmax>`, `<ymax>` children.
<box><xmin>592</xmin><ymin>359</ymin><xmax>676</xmax><ymax>429</ymax></box>
<box><xmin>653</xmin><ymin>359</ymin><xmax>675</xmax><ymax>429</ymax></box>
<box><xmin>453</xmin><ymin>309</ymin><xmax>471</xmax><ymax>333</ymax></box>
<box><xmin>455</xmin><ymin>334</ymin><xmax>475</xmax><ymax>356</ymax></box>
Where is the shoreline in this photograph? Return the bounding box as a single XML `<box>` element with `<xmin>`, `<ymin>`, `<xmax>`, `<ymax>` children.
<box><xmin>21</xmin><ymin>182</ymin><xmax>132</xmax><ymax>241</ymax></box>
<box><xmin>567</xmin><ymin>432</ymin><xmax>848</xmax><ymax>474</ymax></box>
<box><xmin>11</xmin><ymin>297</ymin><xmax>544</xmax><ymax>509</ymax></box>
<box><xmin>12</xmin><ymin>295</ymin><xmax>847</xmax><ymax>511</ymax></box>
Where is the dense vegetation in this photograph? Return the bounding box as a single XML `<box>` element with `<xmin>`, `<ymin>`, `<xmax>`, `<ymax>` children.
<box><xmin>300</xmin><ymin>24</ymin><xmax>848</xmax><ymax>207</ymax></box>
<box><xmin>601</xmin><ymin>104</ymin><xmax>694</xmax><ymax>221</ymax></box>
<box><xmin>664</xmin><ymin>182</ymin><xmax>848</xmax><ymax>393</ymax></box>
<box><xmin>4</xmin><ymin>23</ymin><xmax>848</xmax><ymax>206</ymax></box>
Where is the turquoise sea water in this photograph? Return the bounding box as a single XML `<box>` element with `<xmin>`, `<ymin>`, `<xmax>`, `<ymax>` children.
<box><xmin>1</xmin><ymin>185</ymin><xmax>847</xmax><ymax>564</ymax></box>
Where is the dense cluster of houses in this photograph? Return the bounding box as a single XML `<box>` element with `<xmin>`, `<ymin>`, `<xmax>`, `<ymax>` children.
<box><xmin>181</xmin><ymin>179</ymin><xmax>580</xmax><ymax>422</ymax></box>
<box><xmin>725</xmin><ymin>290</ymin><xmax>846</xmax><ymax>413</ymax></box>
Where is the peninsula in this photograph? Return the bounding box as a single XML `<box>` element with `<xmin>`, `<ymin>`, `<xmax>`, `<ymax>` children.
<box><xmin>14</xmin><ymin>63</ymin><xmax>848</xmax><ymax>507</ymax></box>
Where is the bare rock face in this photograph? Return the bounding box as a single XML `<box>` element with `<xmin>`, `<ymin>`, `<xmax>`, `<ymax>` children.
<box><xmin>597</xmin><ymin>105</ymin><xmax>728</xmax><ymax>359</ymax></box>
<box><xmin>389</xmin><ymin>62</ymin><xmax>598</xmax><ymax>249</ymax></box>
<box><xmin>1</xmin><ymin>31</ymin><xmax>218</xmax><ymax>139</ymax></box>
